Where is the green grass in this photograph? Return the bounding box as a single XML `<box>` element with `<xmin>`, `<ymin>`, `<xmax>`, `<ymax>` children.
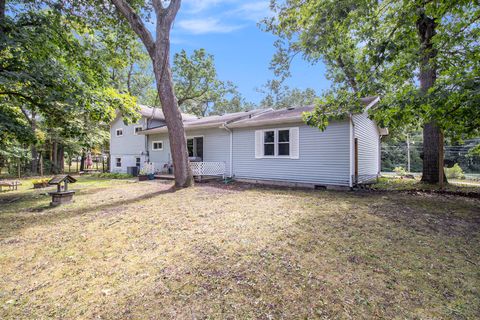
<box><xmin>0</xmin><ymin>177</ymin><xmax>479</xmax><ymax>319</ymax></box>
<box><xmin>374</xmin><ymin>176</ymin><xmax>480</xmax><ymax>194</ymax></box>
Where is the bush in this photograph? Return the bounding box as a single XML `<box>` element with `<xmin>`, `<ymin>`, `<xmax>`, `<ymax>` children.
<box><xmin>32</xmin><ymin>178</ymin><xmax>49</xmax><ymax>185</ymax></box>
<box><xmin>444</xmin><ymin>163</ymin><xmax>465</xmax><ymax>179</ymax></box>
<box><xmin>91</xmin><ymin>173</ymin><xmax>133</xmax><ymax>179</ymax></box>
<box><xmin>394</xmin><ymin>166</ymin><xmax>406</xmax><ymax>176</ymax></box>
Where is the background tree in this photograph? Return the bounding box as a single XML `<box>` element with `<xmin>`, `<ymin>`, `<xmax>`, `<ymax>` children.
<box><xmin>109</xmin><ymin>0</ymin><xmax>193</xmax><ymax>187</ymax></box>
<box><xmin>0</xmin><ymin>5</ymin><xmax>138</xmax><ymax>175</ymax></box>
<box><xmin>258</xmin><ymin>79</ymin><xmax>317</xmax><ymax>109</ymax></box>
<box><xmin>173</xmin><ymin>49</ymin><xmax>250</xmax><ymax>117</ymax></box>
<box><xmin>264</xmin><ymin>0</ymin><xmax>480</xmax><ymax>185</ymax></box>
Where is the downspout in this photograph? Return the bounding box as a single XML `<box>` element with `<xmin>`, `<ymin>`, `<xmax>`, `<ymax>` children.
<box><xmin>349</xmin><ymin>114</ymin><xmax>355</xmax><ymax>188</ymax></box>
<box><xmin>221</xmin><ymin>123</ymin><xmax>233</xmax><ymax>178</ymax></box>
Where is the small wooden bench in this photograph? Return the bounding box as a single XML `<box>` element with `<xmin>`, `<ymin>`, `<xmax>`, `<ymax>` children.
<box><xmin>0</xmin><ymin>181</ymin><xmax>21</xmax><ymax>192</ymax></box>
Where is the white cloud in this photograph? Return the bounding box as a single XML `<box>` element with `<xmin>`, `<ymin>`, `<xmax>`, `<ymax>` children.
<box><xmin>177</xmin><ymin>18</ymin><xmax>244</xmax><ymax>34</ymax></box>
<box><xmin>233</xmin><ymin>1</ymin><xmax>273</xmax><ymax>22</ymax></box>
<box><xmin>182</xmin><ymin>0</ymin><xmax>235</xmax><ymax>13</ymax></box>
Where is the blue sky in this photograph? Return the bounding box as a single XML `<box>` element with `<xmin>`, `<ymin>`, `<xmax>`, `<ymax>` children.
<box><xmin>166</xmin><ymin>0</ymin><xmax>330</xmax><ymax>104</ymax></box>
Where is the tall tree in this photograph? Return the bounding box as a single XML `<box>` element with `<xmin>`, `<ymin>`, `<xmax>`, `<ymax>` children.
<box><xmin>265</xmin><ymin>0</ymin><xmax>480</xmax><ymax>184</ymax></box>
<box><xmin>110</xmin><ymin>0</ymin><xmax>193</xmax><ymax>187</ymax></box>
<box><xmin>0</xmin><ymin>8</ymin><xmax>138</xmax><ymax>175</ymax></box>
<box><xmin>173</xmin><ymin>49</ymin><xmax>250</xmax><ymax>117</ymax></box>
<box><xmin>258</xmin><ymin>79</ymin><xmax>317</xmax><ymax>109</ymax></box>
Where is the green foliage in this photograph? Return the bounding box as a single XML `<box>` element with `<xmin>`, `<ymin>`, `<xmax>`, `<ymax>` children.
<box><xmin>31</xmin><ymin>178</ymin><xmax>49</xmax><ymax>185</ymax></box>
<box><xmin>258</xmin><ymin>79</ymin><xmax>318</xmax><ymax>110</ymax></box>
<box><xmin>91</xmin><ymin>172</ymin><xmax>133</xmax><ymax>179</ymax></box>
<box><xmin>444</xmin><ymin>164</ymin><xmax>465</xmax><ymax>180</ymax></box>
<box><xmin>394</xmin><ymin>166</ymin><xmax>407</xmax><ymax>177</ymax></box>
<box><xmin>173</xmin><ymin>49</ymin><xmax>251</xmax><ymax>116</ymax></box>
<box><xmin>264</xmin><ymin>0</ymin><xmax>480</xmax><ymax>139</ymax></box>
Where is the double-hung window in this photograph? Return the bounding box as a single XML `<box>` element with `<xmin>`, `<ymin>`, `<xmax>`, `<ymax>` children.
<box><xmin>152</xmin><ymin>141</ymin><xmax>163</xmax><ymax>151</ymax></box>
<box><xmin>115</xmin><ymin>128</ymin><xmax>123</xmax><ymax>137</ymax></box>
<box><xmin>263</xmin><ymin>131</ymin><xmax>275</xmax><ymax>156</ymax></box>
<box><xmin>255</xmin><ymin>127</ymin><xmax>299</xmax><ymax>159</ymax></box>
<box><xmin>115</xmin><ymin>157</ymin><xmax>122</xmax><ymax>168</ymax></box>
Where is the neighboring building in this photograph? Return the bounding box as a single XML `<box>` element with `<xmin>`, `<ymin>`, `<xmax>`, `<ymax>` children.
<box><xmin>110</xmin><ymin>97</ymin><xmax>387</xmax><ymax>188</ymax></box>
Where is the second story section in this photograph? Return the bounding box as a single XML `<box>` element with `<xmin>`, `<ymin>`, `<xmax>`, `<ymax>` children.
<box><xmin>110</xmin><ymin>105</ymin><xmax>198</xmax><ymax>156</ymax></box>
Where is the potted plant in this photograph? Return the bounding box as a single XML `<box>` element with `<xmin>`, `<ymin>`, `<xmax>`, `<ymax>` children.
<box><xmin>32</xmin><ymin>178</ymin><xmax>49</xmax><ymax>189</ymax></box>
<box><xmin>138</xmin><ymin>168</ymin><xmax>148</xmax><ymax>181</ymax></box>
<box><xmin>139</xmin><ymin>162</ymin><xmax>155</xmax><ymax>181</ymax></box>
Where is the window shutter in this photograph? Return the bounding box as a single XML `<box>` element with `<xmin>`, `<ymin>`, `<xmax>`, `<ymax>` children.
<box><xmin>255</xmin><ymin>130</ymin><xmax>263</xmax><ymax>159</ymax></box>
<box><xmin>290</xmin><ymin>127</ymin><xmax>299</xmax><ymax>159</ymax></box>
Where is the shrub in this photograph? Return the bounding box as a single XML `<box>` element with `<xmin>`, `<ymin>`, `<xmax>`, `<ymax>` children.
<box><xmin>444</xmin><ymin>163</ymin><xmax>465</xmax><ymax>179</ymax></box>
<box><xmin>91</xmin><ymin>173</ymin><xmax>133</xmax><ymax>179</ymax></box>
<box><xmin>32</xmin><ymin>178</ymin><xmax>49</xmax><ymax>185</ymax></box>
<box><xmin>394</xmin><ymin>166</ymin><xmax>406</xmax><ymax>176</ymax></box>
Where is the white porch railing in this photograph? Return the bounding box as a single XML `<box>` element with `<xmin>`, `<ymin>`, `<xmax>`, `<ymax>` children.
<box><xmin>190</xmin><ymin>162</ymin><xmax>226</xmax><ymax>178</ymax></box>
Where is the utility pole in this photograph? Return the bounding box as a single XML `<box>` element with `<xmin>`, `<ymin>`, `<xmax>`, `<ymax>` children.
<box><xmin>406</xmin><ymin>134</ymin><xmax>411</xmax><ymax>173</ymax></box>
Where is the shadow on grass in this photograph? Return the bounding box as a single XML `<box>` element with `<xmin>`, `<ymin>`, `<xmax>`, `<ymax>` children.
<box><xmin>0</xmin><ymin>186</ymin><xmax>176</xmax><ymax>239</ymax></box>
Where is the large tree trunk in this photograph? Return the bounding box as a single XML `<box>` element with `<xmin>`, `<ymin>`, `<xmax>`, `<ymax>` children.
<box><xmin>0</xmin><ymin>0</ymin><xmax>5</xmax><ymax>22</ymax></box>
<box><xmin>80</xmin><ymin>150</ymin><xmax>86</xmax><ymax>172</ymax></box>
<box><xmin>153</xmin><ymin>20</ymin><xmax>193</xmax><ymax>188</ymax></box>
<box><xmin>30</xmin><ymin>111</ymin><xmax>38</xmax><ymax>175</ymax></box>
<box><xmin>111</xmin><ymin>0</ymin><xmax>193</xmax><ymax>188</ymax></box>
<box><xmin>417</xmin><ymin>11</ymin><xmax>446</xmax><ymax>184</ymax></box>
<box><xmin>57</xmin><ymin>144</ymin><xmax>64</xmax><ymax>173</ymax></box>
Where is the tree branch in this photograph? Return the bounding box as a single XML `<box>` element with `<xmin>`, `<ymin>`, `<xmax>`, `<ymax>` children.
<box><xmin>110</xmin><ymin>0</ymin><xmax>156</xmax><ymax>58</ymax></box>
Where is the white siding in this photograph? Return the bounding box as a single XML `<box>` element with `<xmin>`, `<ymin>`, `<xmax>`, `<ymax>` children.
<box><xmin>353</xmin><ymin>112</ymin><xmax>380</xmax><ymax>183</ymax></box>
<box><xmin>232</xmin><ymin>121</ymin><xmax>351</xmax><ymax>186</ymax></box>
<box><xmin>147</xmin><ymin>128</ymin><xmax>232</xmax><ymax>176</ymax></box>
<box><xmin>110</xmin><ymin>116</ymin><xmax>148</xmax><ymax>173</ymax></box>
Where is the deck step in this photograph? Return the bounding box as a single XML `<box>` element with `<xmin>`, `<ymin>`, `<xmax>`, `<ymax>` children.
<box><xmin>154</xmin><ymin>174</ymin><xmax>175</xmax><ymax>180</ymax></box>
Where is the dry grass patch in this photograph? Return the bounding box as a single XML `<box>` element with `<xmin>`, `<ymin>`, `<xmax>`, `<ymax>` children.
<box><xmin>0</xmin><ymin>177</ymin><xmax>479</xmax><ymax>319</ymax></box>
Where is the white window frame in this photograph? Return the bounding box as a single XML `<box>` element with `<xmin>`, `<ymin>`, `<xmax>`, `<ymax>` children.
<box><xmin>115</xmin><ymin>128</ymin><xmax>123</xmax><ymax>137</ymax></box>
<box><xmin>152</xmin><ymin>140</ymin><xmax>164</xmax><ymax>151</ymax></box>
<box><xmin>133</xmin><ymin>126</ymin><xmax>143</xmax><ymax>135</ymax></box>
<box><xmin>262</xmin><ymin>128</ymin><xmax>291</xmax><ymax>158</ymax></box>
<box><xmin>135</xmin><ymin>157</ymin><xmax>141</xmax><ymax>167</ymax></box>
<box><xmin>115</xmin><ymin>157</ymin><xmax>122</xmax><ymax>168</ymax></box>
<box><xmin>255</xmin><ymin>127</ymin><xmax>299</xmax><ymax>159</ymax></box>
<box><xmin>186</xmin><ymin>135</ymin><xmax>204</xmax><ymax>158</ymax></box>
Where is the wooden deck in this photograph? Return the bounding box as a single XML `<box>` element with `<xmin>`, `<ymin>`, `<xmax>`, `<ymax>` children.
<box><xmin>154</xmin><ymin>174</ymin><xmax>175</xmax><ymax>180</ymax></box>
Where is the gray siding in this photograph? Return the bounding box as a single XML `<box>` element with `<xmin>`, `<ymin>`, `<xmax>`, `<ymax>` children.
<box><xmin>110</xmin><ymin>116</ymin><xmax>148</xmax><ymax>173</ymax></box>
<box><xmin>147</xmin><ymin>128</ymin><xmax>232</xmax><ymax>176</ymax></box>
<box><xmin>232</xmin><ymin>121</ymin><xmax>351</xmax><ymax>186</ymax></box>
<box><xmin>353</xmin><ymin>112</ymin><xmax>380</xmax><ymax>182</ymax></box>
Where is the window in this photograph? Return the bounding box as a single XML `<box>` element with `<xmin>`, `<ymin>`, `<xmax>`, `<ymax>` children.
<box><xmin>255</xmin><ymin>128</ymin><xmax>299</xmax><ymax>159</ymax></box>
<box><xmin>187</xmin><ymin>137</ymin><xmax>203</xmax><ymax>158</ymax></box>
<box><xmin>263</xmin><ymin>129</ymin><xmax>289</xmax><ymax>157</ymax></box>
<box><xmin>263</xmin><ymin>131</ymin><xmax>275</xmax><ymax>156</ymax></box>
<box><xmin>115</xmin><ymin>128</ymin><xmax>123</xmax><ymax>137</ymax></box>
<box><xmin>134</xmin><ymin>126</ymin><xmax>143</xmax><ymax>135</ymax></box>
<box><xmin>115</xmin><ymin>158</ymin><xmax>122</xmax><ymax>168</ymax></box>
<box><xmin>278</xmin><ymin>130</ymin><xmax>290</xmax><ymax>156</ymax></box>
<box><xmin>152</xmin><ymin>141</ymin><xmax>163</xmax><ymax>151</ymax></box>
<box><xmin>135</xmin><ymin>157</ymin><xmax>141</xmax><ymax>167</ymax></box>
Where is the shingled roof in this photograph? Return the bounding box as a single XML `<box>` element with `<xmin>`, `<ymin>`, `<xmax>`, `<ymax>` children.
<box><xmin>139</xmin><ymin>96</ymin><xmax>380</xmax><ymax>133</ymax></box>
<box><xmin>228</xmin><ymin>96</ymin><xmax>380</xmax><ymax>128</ymax></box>
<box><xmin>140</xmin><ymin>109</ymin><xmax>269</xmax><ymax>134</ymax></box>
<box><xmin>138</xmin><ymin>105</ymin><xmax>198</xmax><ymax>122</ymax></box>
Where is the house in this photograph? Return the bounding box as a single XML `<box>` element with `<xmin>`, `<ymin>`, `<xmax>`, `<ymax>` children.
<box><xmin>110</xmin><ymin>97</ymin><xmax>387</xmax><ymax>188</ymax></box>
<box><xmin>109</xmin><ymin>105</ymin><xmax>197</xmax><ymax>173</ymax></box>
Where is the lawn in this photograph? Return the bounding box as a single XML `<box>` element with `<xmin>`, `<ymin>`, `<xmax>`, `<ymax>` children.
<box><xmin>0</xmin><ymin>177</ymin><xmax>479</xmax><ymax>319</ymax></box>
